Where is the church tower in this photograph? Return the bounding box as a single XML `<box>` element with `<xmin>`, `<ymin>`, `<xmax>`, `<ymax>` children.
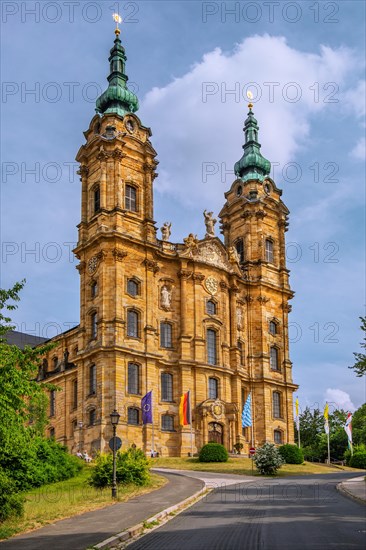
<box><xmin>41</xmin><ymin>29</ymin><xmax>297</xmax><ymax>456</ymax></box>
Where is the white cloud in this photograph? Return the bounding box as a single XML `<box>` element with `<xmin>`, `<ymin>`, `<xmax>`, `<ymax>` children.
<box><xmin>350</xmin><ymin>136</ymin><xmax>366</xmax><ymax>160</ymax></box>
<box><xmin>141</xmin><ymin>35</ymin><xmax>357</xmax><ymax>214</ymax></box>
<box><xmin>324</xmin><ymin>388</ymin><xmax>356</xmax><ymax>412</ymax></box>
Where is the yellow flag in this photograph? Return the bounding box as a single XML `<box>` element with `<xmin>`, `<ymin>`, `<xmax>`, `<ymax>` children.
<box><xmin>295</xmin><ymin>397</ymin><xmax>299</xmax><ymax>417</ymax></box>
<box><xmin>324</xmin><ymin>402</ymin><xmax>329</xmax><ymax>420</ymax></box>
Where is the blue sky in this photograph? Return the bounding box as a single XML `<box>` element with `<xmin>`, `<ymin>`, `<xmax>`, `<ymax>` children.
<box><xmin>1</xmin><ymin>1</ymin><xmax>365</xmax><ymax>412</ymax></box>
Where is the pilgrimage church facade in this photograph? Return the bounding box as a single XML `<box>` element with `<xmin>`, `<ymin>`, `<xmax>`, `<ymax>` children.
<box><xmin>39</xmin><ymin>28</ymin><xmax>298</xmax><ymax>457</ymax></box>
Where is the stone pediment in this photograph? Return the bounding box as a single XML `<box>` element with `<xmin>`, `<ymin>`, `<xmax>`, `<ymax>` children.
<box><xmin>179</xmin><ymin>237</ymin><xmax>236</xmax><ymax>273</ymax></box>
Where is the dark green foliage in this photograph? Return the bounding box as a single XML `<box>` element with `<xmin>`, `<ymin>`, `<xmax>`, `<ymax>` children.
<box><xmin>349</xmin><ymin>451</ymin><xmax>366</xmax><ymax>469</ymax></box>
<box><xmin>199</xmin><ymin>443</ymin><xmax>228</xmax><ymax>463</ymax></box>
<box><xmin>279</xmin><ymin>444</ymin><xmax>304</xmax><ymax>464</ymax></box>
<box><xmin>352</xmin><ymin>404</ymin><xmax>366</xmax><ymax>445</ymax></box>
<box><xmin>254</xmin><ymin>442</ymin><xmax>284</xmax><ymax>475</ymax></box>
<box><xmin>349</xmin><ymin>317</ymin><xmax>366</xmax><ymax>377</ymax></box>
<box><xmin>0</xmin><ymin>469</ymin><xmax>24</xmax><ymax>522</ymax></box>
<box><xmin>89</xmin><ymin>447</ymin><xmax>150</xmax><ymax>488</ymax></box>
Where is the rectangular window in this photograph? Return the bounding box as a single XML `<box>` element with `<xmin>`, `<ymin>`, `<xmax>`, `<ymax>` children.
<box><xmin>91</xmin><ymin>312</ymin><xmax>97</xmax><ymax>339</ymax></box>
<box><xmin>50</xmin><ymin>390</ymin><xmax>56</xmax><ymax>416</ymax></box>
<box><xmin>94</xmin><ymin>187</ymin><xmax>100</xmax><ymax>213</ymax></box>
<box><xmin>161</xmin><ymin>372</ymin><xmax>173</xmax><ymax>402</ymax></box>
<box><xmin>160</xmin><ymin>322</ymin><xmax>172</xmax><ymax>348</ymax></box>
<box><xmin>89</xmin><ymin>364</ymin><xmax>96</xmax><ymax>395</ymax></box>
<box><xmin>127</xmin><ymin>310</ymin><xmax>139</xmax><ymax>338</ymax></box>
<box><xmin>207</xmin><ymin>329</ymin><xmax>217</xmax><ymax>365</ymax></box>
<box><xmin>161</xmin><ymin>415</ymin><xmax>174</xmax><ymax>431</ymax></box>
<box><xmin>274</xmin><ymin>430</ymin><xmax>283</xmax><ymax>444</ymax></box>
<box><xmin>128</xmin><ymin>363</ymin><xmax>140</xmax><ymax>394</ymax></box>
<box><xmin>273</xmin><ymin>392</ymin><xmax>281</xmax><ymax>418</ymax></box>
<box><xmin>208</xmin><ymin>377</ymin><xmax>218</xmax><ymax>400</ymax></box>
<box><xmin>73</xmin><ymin>379</ymin><xmax>78</xmax><ymax>409</ymax></box>
<box><xmin>270</xmin><ymin>347</ymin><xmax>279</xmax><ymax>371</ymax></box>
<box><xmin>128</xmin><ymin>408</ymin><xmax>139</xmax><ymax>425</ymax></box>
<box><xmin>89</xmin><ymin>409</ymin><xmax>96</xmax><ymax>426</ymax></box>
<box><xmin>125</xmin><ymin>185</ymin><xmax>137</xmax><ymax>212</ymax></box>
<box><xmin>265</xmin><ymin>239</ymin><xmax>274</xmax><ymax>263</ymax></box>
<box><xmin>235</xmin><ymin>239</ymin><xmax>244</xmax><ymax>263</ymax></box>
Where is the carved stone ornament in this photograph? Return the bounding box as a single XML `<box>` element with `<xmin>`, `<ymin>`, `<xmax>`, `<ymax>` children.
<box><xmin>87</xmin><ymin>255</ymin><xmax>99</xmax><ymax>274</ymax></box>
<box><xmin>143</xmin><ymin>259</ymin><xmax>160</xmax><ymax>273</ymax></box>
<box><xmin>211</xmin><ymin>400</ymin><xmax>225</xmax><ymax>419</ymax></box>
<box><xmin>204</xmin><ymin>276</ymin><xmax>218</xmax><ymax>295</ymax></box>
<box><xmin>112</xmin><ymin>248</ymin><xmax>127</xmax><ymax>262</ymax></box>
<box><xmin>257</xmin><ymin>295</ymin><xmax>270</xmax><ymax>303</ymax></box>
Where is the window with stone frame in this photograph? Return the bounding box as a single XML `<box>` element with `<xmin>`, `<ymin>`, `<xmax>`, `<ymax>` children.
<box><xmin>273</xmin><ymin>391</ymin><xmax>282</xmax><ymax>418</ymax></box>
<box><xmin>127</xmin><ymin>309</ymin><xmax>139</xmax><ymax>338</ymax></box>
<box><xmin>127</xmin><ymin>278</ymin><xmax>139</xmax><ymax>297</ymax></box>
<box><xmin>49</xmin><ymin>427</ymin><xmax>55</xmax><ymax>438</ymax></box>
<box><xmin>274</xmin><ymin>429</ymin><xmax>283</xmax><ymax>444</ymax></box>
<box><xmin>125</xmin><ymin>184</ymin><xmax>137</xmax><ymax>212</ymax></box>
<box><xmin>161</xmin><ymin>414</ymin><xmax>174</xmax><ymax>431</ymax></box>
<box><xmin>93</xmin><ymin>186</ymin><xmax>100</xmax><ymax>214</ymax></box>
<box><xmin>270</xmin><ymin>346</ymin><xmax>279</xmax><ymax>371</ymax></box>
<box><xmin>235</xmin><ymin>238</ymin><xmax>244</xmax><ymax>263</ymax></box>
<box><xmin>160</xmin><ymin>322</ymin><xmax>172</xmax><ymax>348</ymax></box>
<box><xmin>89</xmin><ymin>364</ymin><xmax>97</xmax><ymax>395</ymax></box>
<box><xmin>127</xmin><ymin>407</ymin><xmax>140</xmax><ymax>425</ymax></box>
<box><xmin>128</xmin><ymin>362</ymin><xmax>140</xmax><ymax>395</ymax></box>
<box><xmin>265</xmin><ymin>239</ymin><xmax>274</xmax><ymax>263</ymax></box>
<box><xmin>91</xmin><ymin>281</ymin><xmax>98</xmax><ymax>298</ymax></box>
<box><xmin>269</xmin><ymin>320</ymin><xmax>277</xmax><ymax>335</ymax></box>
<box><xmin>206</xmin><ymin>299</ymin><xmax>217</xmax><ymax>315</ymax></box>
<box><xmin>72</xmin><ymin>379</ymin><xmax>78</xmax><ymax>409</ymax></box>
<box><xmin>161</xmin><ymin>372</ymin><xmax>173</xmax><ymax>402</ymax></box>
<box><xmin>207</xmin><ymin>328</ymin><xmax>218</xmax><ymax>365</ymax></box>
<box><xmin>91</xmin><ymin>312</ymin><xmax>97</xmax><ymax>339</ymax></box>
<box><xmin>208</xmin><ymin>377</ymin><xmax>219</xmax><ymax>400</ymax></box>
<box><xmin>89</xmin><ymin>408</ymin><xmax>96</xmax><ymax>426</ymax></box>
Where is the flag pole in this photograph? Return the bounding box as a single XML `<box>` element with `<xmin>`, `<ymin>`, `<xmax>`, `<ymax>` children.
<box><xmin>151</xmin><ymin>390</ymin><xmax>155</xmax><ymax>456</ymax></box>
<box><xmin>189</xmin><ymin>390</ymin><xmax>193</xmax><ymax>456</ymax></box>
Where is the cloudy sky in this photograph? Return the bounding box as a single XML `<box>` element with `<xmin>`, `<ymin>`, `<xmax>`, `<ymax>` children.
<box><xmin>1</xmin><ymin>1</ymin><xmax>365</xmax><ymax>412</ymax></box>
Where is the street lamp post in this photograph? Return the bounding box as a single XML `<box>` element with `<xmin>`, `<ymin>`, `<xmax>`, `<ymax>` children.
<box><xmin>110</xmin><ymin>409</ymin><xmax>120</xmax><ymax>499</ymax></box>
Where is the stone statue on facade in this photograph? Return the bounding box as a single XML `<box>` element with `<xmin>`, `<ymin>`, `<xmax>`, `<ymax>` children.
<box><xmin>228</xmin><ymin>246</ymin><xmax>240</xmax><ymax>264</ymax></box>
<box><xmin>236</xmin><ymin>307</ymin><xmax>243</xmax><ymax>330</ymax></box>
<box><xmin>161</xmin><ymin>285</ymin><xmax>172</xmax><ymax>309</ymax></box>
<box><xmin>160</xmin><ymin>222</ymin><xmax>172</xmax><ymax>242</ymax></box>
<box><xmin>203</xmin><ymin>210</ymin><xmax>216</xmax><ymax>238</ymax></box>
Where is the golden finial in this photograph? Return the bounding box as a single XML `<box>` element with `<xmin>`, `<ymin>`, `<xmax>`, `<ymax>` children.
<box><xmin>113</xmin><ymin>13</ymin><xmax>122</xmax><ymax>36</ymax></box>
<box><xmin>246</xmin><ymin>90</ymin><xmax>254</xmax><ymax>109</ymax></box>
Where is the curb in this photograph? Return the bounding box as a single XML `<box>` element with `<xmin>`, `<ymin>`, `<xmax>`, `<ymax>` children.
<box><xmin>337</xmin><ymin>478</ymin><xmax>366</xmax><ymax>506</ymax></box>
<box><xmin>92</xmin><ymin>485</ymin><xmax>210</xmax><ymax>549</ymax></box>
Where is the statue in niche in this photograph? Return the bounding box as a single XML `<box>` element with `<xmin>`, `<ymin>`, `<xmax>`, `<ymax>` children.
<box><xmin>161</xmin><ymin>285</ymin><xmax>172</xmax><ymax>309</ymax></box>
<box><xmin>160</xmin><ymin>222</ymin><xmax>172</xmax><ymax>242</ymax></box>
<box><xmin>236</xmin><ymin>307</ymin><xmax>243</xmax><ymax>330</ymax></box>
<box><xmin>228</xmin><ymin>246</ymin><xmax>240</xmax><ymax>264</ymax></box>
<box><xmin>203</xmin><ymin>210</ymin><xmax>216</xmax><ymax>238</ymax></box>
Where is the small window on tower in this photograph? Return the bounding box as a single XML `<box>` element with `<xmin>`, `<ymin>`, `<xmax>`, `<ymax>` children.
<box><xmin>127</xmin><ymin>279</ymin><xmax>139</xmax><ymax>297</ymax></box>
<box><xmin>125</xmin><ymin>185</ymin><xmax>137</xmax><ymax>212</ymax></box>
<box><xmin>269</xmin><ymin>321</ymin><xmax>277</xmax><ymax>335</ymax></box>
<box><xmin>206</xmin><ymin>300</ymin><xmax>216</xmax><ymax>315</ymax></box>
<box><xmin>265</xmin><ymin>239</ymin><xmax>274</xmax><ymax>263</ymax></box>
<box><xmin>235</xmin><ymin>239</ymin><xmax>244</xmax><ymax>263</ymax></box>
<box><xmin>94</xmin><ymin>186</ymin><xmax>100</xmax><ymax>214</ymax></box>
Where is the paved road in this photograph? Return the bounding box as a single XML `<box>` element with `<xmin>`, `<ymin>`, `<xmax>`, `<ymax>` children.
<box><xmin>128</xmin><ymin>473</ymin><xmax>366</xmax><ymax>550</ymax></box>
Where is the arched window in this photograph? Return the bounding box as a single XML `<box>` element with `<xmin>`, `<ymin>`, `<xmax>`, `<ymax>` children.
<box><xmin>208</xmin><ymin>377</ymin><xmax>219</xmax><ymax>400</ymax></box>
<box><xmin>269</xmin><ymin>321</ymin><xmax>277</xmax><ymax>335</ymax></box>
<box><xmin>89</xmin><ymin>408</ymin><xmax>96</xmax><ymax>426</ymax></box>
<box><xmin>206</xmin><ymin>300</ymin><xmax>217</xmax><ymax>315</ymax></box>
<box><xmin>273</xmin><ymin>392</ymin><xmax>282</xmax><ymax>418</ymax></box>
<box><xmin>89</xmin><ymin>364</ymin><xmax>96</xmax><ymax>395</ymax></box>
<box><xmin>49</xmin><ymin>427</ymin><xmax>55</xmax><ymax>439</ymax></box>
<box><xmin>128</xmin><ymin>362</ymin><xmax>140</xmax><ymax>395</ymax></box>
<box><xmin>91</xmin><ymin>281</ymin><xmax>98</xmax><ymax>298</ymax></box>
<box><xmin>127</xmin><ymin>309</ymin><xmax>139</xmax><ymax>338</ymax></box>
<box><xmin>50</xmin><ymin>390</ymin><xmax>56</xmax><ymax>416</ymax></box>
<box><xmin>274</xmin><ymin>429</ymin><xmax>283</xmax><ymax>444</ymax></box>
<box><xmin>125</xmin><ymin>184</ymin><xmax>137</xmax><ymax>212</ymax></box>
<box><xmin>93</xmin><ymin>186</ymin><xmax>100</xmax><ymax>214</ymax></box>
<box><xmin>265</xmin><ymin>239</ymin><xmax>274</xmax><ymax>263</ymax></box>
<box><xmin>72</xmin><ymin>379</ymin><xmax>78</xmax><ymax>409</ymax></box>
<box><xmin>161</xmin><ymin>372</ymin><xmax>173</xmax><ymax>402</ymax></box>
<box><xmin>270</xmin><ymin>346</ymin><xmax>279</xmax><ymax>371</ymax></box>
<box><xmin>161</xmin><ymin>414</ymin><xmax>174</xmax><ymax>431</ymax></box>
<box><xmin>160</xmin><ymin>322</ymin><xmax>172</xmax><ymax>348</ymax></box>
<box><xmin>127</xmin><ymin>278</ymin><xmax>139</xmax><ymax>297</ymax></box>
<box><xmin>91</xmin><ymin>312</ymin><xmax>97</xmax><ymax>339</ymax></box>
<box><xmin>127</xmin><ymin>407</ymin><xmax>140</xmax><ymax>425</ymax></box>
<box><xmin>235</xmin><ymin>239</ymin><xmax>244</xmax><ymax>263</ymax></box>
<box><xmin>207</xmin><ymin>329</ymin><xmax>217</xmax><ymax>365</ymax></box>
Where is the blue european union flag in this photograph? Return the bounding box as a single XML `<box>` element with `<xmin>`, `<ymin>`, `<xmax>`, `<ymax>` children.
<box><xmin>141</xmin><ymin>391</ymin><xmax>152</xmax><ymax>424</ymax></box>
<box><xmin>242</xmin><ymin>393</ymin><xmax>252</xmax><ymax>428</ymax></box>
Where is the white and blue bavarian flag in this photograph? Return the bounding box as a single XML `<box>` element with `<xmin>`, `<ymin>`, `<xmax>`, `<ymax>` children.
<box><xmin>242</xmin><ymin>393</ymin><xmax>252</xmax><ymax>428</ymax></box>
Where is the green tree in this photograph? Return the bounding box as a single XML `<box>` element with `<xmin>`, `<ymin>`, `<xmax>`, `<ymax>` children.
<box><xmin>349</xmin><ymin>316</ymin><xmax>366</xmax><ymax>377</ymax></box>
<box><xmin>352</xmin><ymin>403</ymin><xmax>366</xmax><ymax>445</ymax></box>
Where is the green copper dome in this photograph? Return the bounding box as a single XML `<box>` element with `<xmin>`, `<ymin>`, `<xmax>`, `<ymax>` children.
<box><xmin>234</xmin><ymin>106</ymin><xmax>271</xmax><ymax>183</ymax></box>
<box><xmin>96</xmin><ymin>31</ymin><xmax>139</xmax><ymax>117</ymax></box>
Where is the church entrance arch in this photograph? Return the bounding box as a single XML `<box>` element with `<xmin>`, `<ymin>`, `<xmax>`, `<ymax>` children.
<box><xmin>208</xmin><ymin>422</ymin><xmax>223</xmax><ymax>444</ymax></box>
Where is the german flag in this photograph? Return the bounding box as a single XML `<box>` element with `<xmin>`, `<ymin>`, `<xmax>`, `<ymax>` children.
<box><xmin>179</xmin><ymin>391</ymin><xmax>191</xmax><ymax>425</ymax></box>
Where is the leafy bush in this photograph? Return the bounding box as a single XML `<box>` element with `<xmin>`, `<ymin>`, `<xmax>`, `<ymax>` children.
<box><xmin>253</xmin><ymin>442</ymin><xmax>284</xmax><ymax>475</ymax></box>
<box><xmin>89</xmin><ymin>447</ymin><xmax>150</xmax><ymax>488</ymax></box>
<box><xmin>199</xmin><ymin>443</ymin><xmax>228</xmax><ymax>463</ymax></box>
<box><xmin>279</xmin><ymin>444</ymin><xmax>304</xmax><ymax>464</ymax></box>
<box><xmin>349</xmin><ymin>450</ymin><xmax>366</xmax><ymax>469</ymax></box>
<box><xmin>0</xmin><ymin>469</ymin><xmax>24</xmax><ymax>522</ymax></box>
<box><xmin>344</xmin><ymin>444</ymin><xmax>366</xmax><ymax>465</ymax></box>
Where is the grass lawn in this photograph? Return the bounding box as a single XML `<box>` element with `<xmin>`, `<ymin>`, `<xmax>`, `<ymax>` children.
<box><xmin>0</xmin><ymin>466</ymin><xmax>166</xmax><ymax>541</ymax></box>
<box><xmin>151</xmin><ymin>456</ymin><xmax>359</xmax><ymax>477</ymax></box>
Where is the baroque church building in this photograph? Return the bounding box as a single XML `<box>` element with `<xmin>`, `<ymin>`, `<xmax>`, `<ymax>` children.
<box><xmin>39</xmin><ymin>28</ymin><xmax>298</xmax><ymax>457</ymax></box>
